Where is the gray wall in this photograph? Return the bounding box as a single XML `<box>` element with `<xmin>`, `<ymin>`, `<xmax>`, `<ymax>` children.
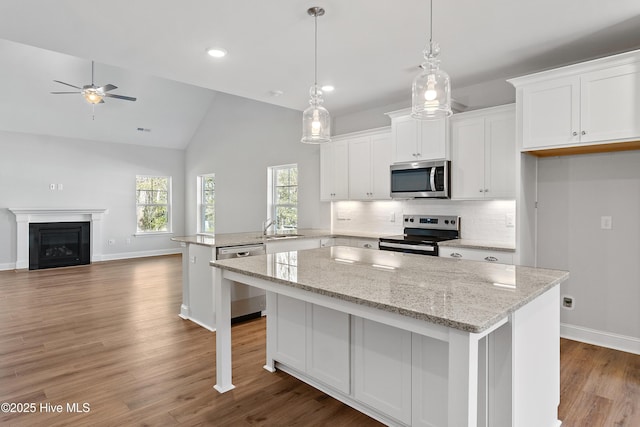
<box><xmin>184</xmin><ymin>92</ymin><xmax>329</xmax><ymax>234</ymax></box>
<box><xmin>0</xmin><ymin>130</ymin><xmax>185</xmax><ymax>269</ymax></box>
<box><xmin>537</xmin><ymin>151</ymin><xmax>640</xmax><ymax>346</ymax></box>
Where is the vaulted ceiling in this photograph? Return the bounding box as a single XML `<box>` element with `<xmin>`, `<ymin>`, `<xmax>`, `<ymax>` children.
<box><xmin>1</xmin><ymin>0</ymin><xmax>639</xmax><ymax>149</ymax></box>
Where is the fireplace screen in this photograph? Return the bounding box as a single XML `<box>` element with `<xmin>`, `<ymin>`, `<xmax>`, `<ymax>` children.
<box><xmin>29</xmin><ymin>222</ymin><xmax>90</xmax><ymax>270</ymax></box>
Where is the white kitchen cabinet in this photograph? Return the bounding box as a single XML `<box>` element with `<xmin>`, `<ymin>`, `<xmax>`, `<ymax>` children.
<box><xmin>451</xmin><ymin>104</ymin><xmax>515</xmax><ymax>200</ymax></box>
<box><xmin>271</xmin><ymin>295</ymin><xmax>350</xmax><ymax>393</ymax></box>
<box><xmin>348</xmin><ymin>131</ymin><xmax>392</xmax><ymax>200</ymax></box>
<box><xmin>320</xmin><ymin>139</ymin><xmax>349</xmax><ymax>201</ymax></box>
<box><xmin>354</xmin><ymin>317</ymin><xmax>412</xmax><ymax>425</ymax></box>
<box><xmin>306</xmin><ymin>304</ymin><xmax>350</xmax><ymax>394</ymax></box>
<box><xmin>412</xmin><ymin>334</ymin><xmax>449</xmax><ymax>427</ymax></box>
<box><xmin>387</xmin><ymin>109</ymin><xmax>448</xmax><ymax>163</ymax></box>
<box><xmin>272</xmin><ymin>294</ymin><xmax>307</xmax><ymax>371</ymax></box>
<box><xmin>439</xmin><ymin>247</ymin><xmax>514</xmax><ymax>265</ymax></box>
<box><xmin>510</xmin><ymin>50</ymin><xmax>640</xmax><ymax>152</ymax></box>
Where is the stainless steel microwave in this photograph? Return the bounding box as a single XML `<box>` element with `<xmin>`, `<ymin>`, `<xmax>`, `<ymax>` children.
<box><xmin>390</xmin><ymin>160</ymin><xmax>450</xmax><ymax>199</ymax></box>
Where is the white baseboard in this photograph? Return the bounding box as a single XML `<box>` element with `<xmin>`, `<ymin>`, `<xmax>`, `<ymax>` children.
<box><xmin>561</xmin><ymin>323</ymin><xmax>640</xmax><ymax>355</ymax></box>
<box><xmin>0</xmin><ymin>262</ymin><xmax>16</xmax><ymax>271</ymax></box>
<box><xmin>99</xmin><ymin>248</ymin><xmax>182</xmax><ymax>262</ymax></box>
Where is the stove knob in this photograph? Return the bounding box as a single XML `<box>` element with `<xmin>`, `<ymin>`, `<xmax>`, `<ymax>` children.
<box><xmin>404</xmin><ymin>218</ymin><xmax>409</xmax><ymax>222</ymax></box>
<box><xmin>409</xmin><ymin>218</ymin><xmax>414</xmax><ymax>222</ymax></box>
<box><xmin>451</xmin><ymin>220</ymin><xmax>456</xmax><ymax>225</ymax></box>
<box><xmin>444</xmin><ymin>220</ymin><xmax>449</xmax><ymax>224</ymax></box>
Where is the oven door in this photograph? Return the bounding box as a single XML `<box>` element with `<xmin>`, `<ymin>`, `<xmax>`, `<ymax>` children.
<box><xmin>378</xmin><ymin>240</ymin><xmax>438</xmax><ymax>256</ymax></box>
<box><xmin>390</xmin><ymin>160</ymin><xmax>449</xmax><ymax>199</ymax></box>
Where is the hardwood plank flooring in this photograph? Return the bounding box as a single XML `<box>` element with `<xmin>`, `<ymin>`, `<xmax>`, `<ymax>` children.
<box><xmin>0</xmin><ymin>255</ymin><xmax>638</xmax><ymax>426</ymax></box>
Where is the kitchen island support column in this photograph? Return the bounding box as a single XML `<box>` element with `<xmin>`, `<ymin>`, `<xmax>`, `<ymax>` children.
<box><xmin>213</xmin><ymin>267</ymin><xmax>235</xmax><ymax>393</ymax></box>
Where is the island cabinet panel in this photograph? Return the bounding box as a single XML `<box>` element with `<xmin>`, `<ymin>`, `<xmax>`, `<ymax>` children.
<box><xmin>272</xmin><ymin>295</ymin><xmax>307</xmax><ymax>371</ymax></box>
<box><xmin>411</xmin><ymin>334</ymin><xmax>449</xmax><ymax>427</ymax></box>
<box><xmin>306</xmin><ymin>305</ymin><xmax>350</xmax><ymax>394</ymax></box>
<box><xmin>354</xmin><ymin>318</ymin><xmax>412</xmax><ymax>425</ymax></box>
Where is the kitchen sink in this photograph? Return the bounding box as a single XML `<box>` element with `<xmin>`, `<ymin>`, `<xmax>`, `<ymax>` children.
<box><xmin>261</xmin><ymin>234</ymin><xmax>303</xmax><ymax>240</ymax></box>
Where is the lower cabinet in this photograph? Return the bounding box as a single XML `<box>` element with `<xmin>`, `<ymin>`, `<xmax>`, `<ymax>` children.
<box><xmin>354</xmin><ymin>318</ymin><xmax>413</xmax><ymax>425</ymax></box>
<box><xmin>271</xmin><ymin>294</ymin><xmax>350</xmax><ymax>393</ymax></box>
<box><xmin>439</xmin><ymin>247</ymin><xmax>514</xmax><ymax>265</ymax></box>
<box><xmin>270</xmin><ymin>296</ymin><xmax>509</xmax><ymax>426</ymax></box>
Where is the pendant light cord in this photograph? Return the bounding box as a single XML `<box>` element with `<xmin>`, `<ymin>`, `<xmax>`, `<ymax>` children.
<box><xmin>314</xmin><ymin>12</ymin><xmax>318</xmax><ymax>87</ymax></box>
<box><xmin>429</xmin><ymin>0</ymin><xmax>433</xmax><ymax>51</ymax></box>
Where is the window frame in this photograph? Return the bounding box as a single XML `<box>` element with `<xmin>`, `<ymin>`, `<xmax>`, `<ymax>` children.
<box><xmin>197</xmin><ymin>173</ymin><xmax>215</xmax><ymax>235</ymax></box>
<box><xmin>135</xmin><ymin>175</ymin><xmax>172</xmax><ymax>235</ymax></box>
<box><xmin>268</xmin><ymin>164</ymin><xmax>298</xmax><ymax>233</ymax></box>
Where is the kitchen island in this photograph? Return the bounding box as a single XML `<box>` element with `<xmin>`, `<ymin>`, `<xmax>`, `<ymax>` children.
<box><xmin>211</xmin><ymin>246</ymin><xmax>568</xmax><ymax>427</ymax></box>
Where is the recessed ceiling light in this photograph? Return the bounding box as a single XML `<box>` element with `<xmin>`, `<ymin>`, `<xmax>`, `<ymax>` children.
<box><xmin>321</xmin><ymin>85</ymin><xmax>334</xmax><ymax>92</ymax></box>
<box><xmin>206</xmin><ymin>47</ymin><xmax>227</xmax><ymax>58</ymax></box>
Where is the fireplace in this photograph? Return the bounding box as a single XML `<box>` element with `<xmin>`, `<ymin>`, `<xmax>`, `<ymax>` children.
<box><xmin>29</xmin><ymin>222</ymin><xmax>91</xmax><ymax>270</ymax></box>
<box><xmin>9</xmin><ymin>208</ymin><xmax>107</xmax><ymax>270</ymax></box>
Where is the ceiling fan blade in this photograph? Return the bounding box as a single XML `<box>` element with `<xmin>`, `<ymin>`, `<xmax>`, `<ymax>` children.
<box><xmin>101</xmin><ymin>84</ymin><xmax>118</xmax><ymax>92</ymax></box>
<box><xmin>104</xmin><ymin>93</ymin><xmax>137</xmax><ymax>102</ymax></box>
<box><xmin>51</xmin><ymin>91</ymin><xmax>81</xmax><ymax>94</ymax></box>
<box><xmin>53</xmin><ymin>80</ymin><xmax>82</xmax><ymax>90</ymax></box>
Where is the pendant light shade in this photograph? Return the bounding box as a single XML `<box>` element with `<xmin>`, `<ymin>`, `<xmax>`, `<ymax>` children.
<box><xmin>302</xmin><ymin>7</ymin><xmax>331</xmax><ymax>144</ymax></box>
<box><xmin>411</xmin><ymin>0</ymin><xmax>452</xmax><ymax>120</ymax></box>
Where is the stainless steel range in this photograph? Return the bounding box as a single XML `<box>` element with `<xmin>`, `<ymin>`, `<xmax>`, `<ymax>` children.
<box><xmin>378</xmin><ymin>215</ymin><xmax>460</xmax><ymax>256</ymax></box>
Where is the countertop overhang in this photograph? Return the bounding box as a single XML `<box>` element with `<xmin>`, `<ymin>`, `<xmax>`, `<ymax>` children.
<box><xmin>211</xmin><ymin>246</ymin><xmax>568</xmax><ymax>333</ymax></box>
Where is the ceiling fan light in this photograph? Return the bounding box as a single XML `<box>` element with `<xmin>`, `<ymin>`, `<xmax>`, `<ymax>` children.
<box><xmin>82</xmin><ymin>88</ymin><xmax>104</xmax><ymax>104</ymax></box>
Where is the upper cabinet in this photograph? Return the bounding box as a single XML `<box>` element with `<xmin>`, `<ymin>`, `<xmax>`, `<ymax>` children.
<box><xmin>451</xmin><ymin>104</ymin><xmax>516</xmax><ymax>200</ymax></box>
<box><xmin>320</xmin><ymin>139</ymin><xmax>349</xmax><ymax>201</ymax></box>
<box><xmin>348</xmin><ymin>132</ymin><xmax>392</xmax><ymax>200</ymax></box>
<box><xmin>386</xmin><ymin>109</ymin><xmax>448</xmax><ymax>163</ymax></box>
<box><xmin>509</xmin><ymin>49</ymin><xmax>640</xmax><ymax>155</ymax></box>
<box><xmin>321</xmin><ymin>127</ymin><xmax>392</xmax><ymax>202</ymax></box>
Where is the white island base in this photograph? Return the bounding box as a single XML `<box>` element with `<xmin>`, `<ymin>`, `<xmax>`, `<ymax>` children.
<box><xmin>212</xmin><ymin>266</ymin><xmax>562</xmax><ymax>427</ymax></box>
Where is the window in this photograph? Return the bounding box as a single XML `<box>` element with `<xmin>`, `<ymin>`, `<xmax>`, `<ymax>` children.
<box><xmin>197</xmin><ymin>174</ymin><xmax>215</xmax><ymax>234</ymax></box>
<box><xmin>136</xmin><ymin>176</ymin><xmax>171</xmax><ymax>233</ymax></box>
<box><xmin>269</xmin><ymin>164</ymin><xmax>298</xmax><ymax>232</ymax></box>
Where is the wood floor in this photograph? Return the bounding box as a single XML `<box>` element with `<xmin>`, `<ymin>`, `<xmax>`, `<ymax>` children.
<box><xmin>0</xmin><ymin>255</ymin><xmax>637</xmax><ymax>426</ymax></box>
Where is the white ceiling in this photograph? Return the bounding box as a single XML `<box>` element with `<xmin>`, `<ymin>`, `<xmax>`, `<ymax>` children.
<box><xmin>1</xmin><ymin>0</ymin><xmax>639</xmax><ymax>149</ymax></box>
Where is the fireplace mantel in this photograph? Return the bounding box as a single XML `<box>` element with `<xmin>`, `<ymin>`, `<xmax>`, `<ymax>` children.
<box><xmin>9</xmin><ymin>208</ymin><xmax>107</xmax><ymax>269</ymax></box>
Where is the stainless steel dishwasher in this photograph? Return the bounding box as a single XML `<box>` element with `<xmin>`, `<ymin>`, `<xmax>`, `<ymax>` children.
<box><xmin>216</xmin><ymin>244</ymin><xmax>266</xmax><ymax>322</ymax></box>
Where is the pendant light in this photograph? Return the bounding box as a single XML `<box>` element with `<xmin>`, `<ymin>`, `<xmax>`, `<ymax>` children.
<box><xmin>411</xmin><ymin>0</ymin><xmax>452</xmax><ymax>120</ymax></box>
<box><xmin>301</xmin><ymin>7</ymin><xmax>331</xmax><ymax>144</ymax></box>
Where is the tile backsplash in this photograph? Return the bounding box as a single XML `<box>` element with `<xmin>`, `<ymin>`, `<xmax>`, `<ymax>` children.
<box><xmin>332</xmin><ymin>199</ymin><xmax>516</xmax><ymax>245</ymax></box>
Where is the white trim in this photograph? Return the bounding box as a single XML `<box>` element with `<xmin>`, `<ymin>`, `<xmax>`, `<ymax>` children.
<box><xmin>561</xmin><ymin>323</ymin><xmax>640</xmax><ymax>355</ymax></box>
<box><xmin>0</xmin><ymin>263</ymin><xmax>16</xmax><ymax>271</ymax></box>
<box><xmin>133</xmin><ymin>232</ymin><xmax>174</xmax><ymax>237</ymax></box>
<box><xmin>99</xmin><ymin>248</ymin><xmax>181</xmax><ymax>262</ymax></box>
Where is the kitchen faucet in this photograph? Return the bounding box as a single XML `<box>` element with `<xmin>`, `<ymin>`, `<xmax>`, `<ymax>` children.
<box><xmin>263</xmin><ymin>218</ymin><xmax>274</xmax><ymax>236</ymax></box>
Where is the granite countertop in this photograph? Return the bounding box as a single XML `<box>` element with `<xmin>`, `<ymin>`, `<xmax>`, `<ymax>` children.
<box><xmin>171</xmin><ymin>229</ymin><xmax>385</xmax><ymax>248</ymax></box>
<box><xmin>211</xmin><ymin>246</ymin><xmax>568</xmax><ymax>333</ymax></box>
<box><xmin>438</xmin><ymin>239</ymin><xmax>516</xmax><ymax>252</ymax></box>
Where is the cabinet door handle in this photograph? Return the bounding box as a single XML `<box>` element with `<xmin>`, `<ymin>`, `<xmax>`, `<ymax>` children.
<box><xmin>363</xmin><ymin>243</ymin><xmax>372</xmax><ymax>248</ymax></box>
<box><xmin>479</xmin><ymin>189</ymin><xmax>484</xmax><ymax>193</ymax></box>
<box><xmin>572</xmin><ymin>131</ymin><xmax>578</xmax><ymax>136</ymax></box>
<box><xmin>484</xmin><ymin>256</ymin><xmax>498</xmax><ymax>262</ymax></box>
<box><xmin>451</xmin><ymin>253</ymin><xmax>462</xmax><ymax>258</ymax></box>
<box><xmin>484</xmin><ymin>189</ymin><xmax>489</xmax><ymax>193</ymax></box>
<box><xmin>581</xmin><ymin>130</ymin><xmax>586</xmax><ymax>135</ymax></box>
<box><xmin>416</xmin><ymin>153</ymin><xmax>421</xmax><ymax>157</ymax></box>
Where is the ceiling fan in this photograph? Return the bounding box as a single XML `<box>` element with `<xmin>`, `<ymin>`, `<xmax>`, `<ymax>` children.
<box><xmin>51</xmin><ymin>61</ymin><xmax>137</xmax><ymax>104</ymax></box>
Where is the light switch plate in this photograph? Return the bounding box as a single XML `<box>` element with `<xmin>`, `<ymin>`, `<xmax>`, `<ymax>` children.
<box><xmin>601</xmin><ymin>216</ymin><xmax>612</xmax><ymax>230</ymax></box>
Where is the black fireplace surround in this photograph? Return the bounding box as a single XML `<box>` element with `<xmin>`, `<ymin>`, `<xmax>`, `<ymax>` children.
<box><xmin>29</xmin><ymin>222</ymin><xmax>91</xmax><ymax>270</ymax></box>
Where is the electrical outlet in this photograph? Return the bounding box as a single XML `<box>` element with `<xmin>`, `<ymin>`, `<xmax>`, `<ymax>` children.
<box><xmin>562</xmin><ymin>295</ymin><xmax>574</xmax><ymax>310</ymax></box>
<box><xmin>108</xmin><ymin>239</ymin><xmax>115</xmax><ymax>245</ymax></box>
<box><xmin>601</xmin><ymin>216</ymin><xmax>612</xmax><ymax>230</ymax></box>
<box><xmin>505</xmin><ymin>213</ymin><xmax>515</xmax><ymax>228</ymax></box>
<box><xmin>389</xmin><ymin>212</ymin><xmax>395</xmax><ymax>222</ymax></box>
<box><xmin>126</xmin><ymin>237</ymin><xmax>131</xmax><ymax>245</ymax></box>
<box><xmin>49</xmin><ymin>183</ymin><xmax>56</xmax><ymax>190</ymax></box>
<box><xmin>57</xmin><ymin>184</ymin><xmax>63</xmax><ymax>191</ymax></box>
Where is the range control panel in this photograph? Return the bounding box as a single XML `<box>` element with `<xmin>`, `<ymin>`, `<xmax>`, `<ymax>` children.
<box><xmin>403</xmin><ymin>215</ymin><xmax>460</xmax><ymax>231</ymax></box>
